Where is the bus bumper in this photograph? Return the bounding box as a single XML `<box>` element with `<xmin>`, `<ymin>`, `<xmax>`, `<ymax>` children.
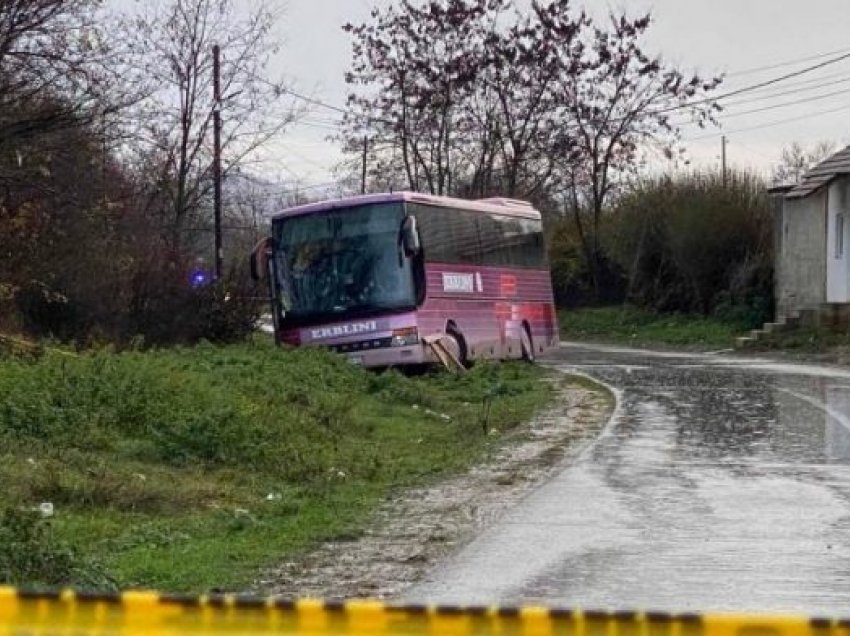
<box><xmin>344</xmin><ymin>343</ymin><xmax>428</xmax><ymax>367</ymax></box>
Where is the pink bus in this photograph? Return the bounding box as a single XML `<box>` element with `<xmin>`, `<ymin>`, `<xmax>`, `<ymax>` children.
<box><xmin>251</xmin><ymin>192</ymin><xmax>559</xmax><ymax>367</ymax></box>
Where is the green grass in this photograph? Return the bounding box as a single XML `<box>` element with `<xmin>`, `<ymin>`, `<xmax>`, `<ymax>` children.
<box><xmin>0</xmin><ymin>339</ymin><xmax>551</xmax><ymax>591</ymax></box>
<box><xmin>559</xmin><ymin>306</ymin><xmax>750</xmax><ymax>349</ymax></box>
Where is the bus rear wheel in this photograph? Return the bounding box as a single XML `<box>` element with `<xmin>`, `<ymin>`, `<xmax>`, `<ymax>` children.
<box><xmin>520</xmin><ymin>325</ymin><xmax>535</xmax><ymax>363</ymax></box>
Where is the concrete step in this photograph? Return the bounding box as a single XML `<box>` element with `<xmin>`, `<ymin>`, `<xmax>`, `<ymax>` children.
<box><xmin>735</xmin><ymin>336</ymin><xmax>755</xmax><ymax>349</ymax></box>
<box><xmin>762</xmin><ymin>321</ymin><xmax>789</xmax><ymax>334</ymax></box>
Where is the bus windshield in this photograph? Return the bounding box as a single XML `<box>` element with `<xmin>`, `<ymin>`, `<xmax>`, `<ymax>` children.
<box><xmin>273</xmin><ymin>202</ymin><xmax>416</xmax><ymax>323</ymax></box>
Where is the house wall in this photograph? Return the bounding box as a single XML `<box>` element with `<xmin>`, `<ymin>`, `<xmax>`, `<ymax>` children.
<box><xmin>826</xmin><ymin>178</ymin><xmax>850</xmax><ymax>302</ymax></box>
<box><xmin>776</xmin><ymin>190</ymin><xmax>827</xmax><ymax>318</ymax></box>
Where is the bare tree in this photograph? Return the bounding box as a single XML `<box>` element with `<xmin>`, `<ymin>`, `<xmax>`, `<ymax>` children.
<box><xmin>342</xmin><ymin>1</ymin><xmax>723</xmax><ymax>301</ymax></box>
<box><xmin>0</xmin><ymin>0</ymin><xmax>139</xmax><ymax>329</ymax></box>
<box><xmin>0</xmin><ymin>0</ymin><xmax>121</xmax><ymax>146</ymax></box>
<box><xmin>343</xmin><ymin>0</ymin><xmax>505</xmax><ymax>195</ymax></box>
<box><xmin>772</xmin><ymin>140</ymin><xmax>837</xmax><ymax>185</ymax></box>
<box><xmin>541</xmin><ymin>2</ymin><xmax>722</xmax><ymax>296</ymax></box>
<box><xmin>123</xmin><ymin>0</ymin><xmax>301</xmax><ymax>250</ymax></box>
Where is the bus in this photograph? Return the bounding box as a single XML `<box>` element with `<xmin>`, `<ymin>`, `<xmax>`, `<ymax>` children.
<box><xmin>250</xmin><ymin>192</ymin><xmax>559</xmax><ymax>367</ymax></box>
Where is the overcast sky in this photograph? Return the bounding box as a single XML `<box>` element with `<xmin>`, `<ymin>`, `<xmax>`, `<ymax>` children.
<box><xmin>116</xmin><ymin>0</ymin><xmax>850</xmax><ymax>187</ymax></box>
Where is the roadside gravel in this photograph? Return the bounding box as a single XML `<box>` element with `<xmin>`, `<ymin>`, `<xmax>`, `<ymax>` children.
<box><xmin>253</xmin><ymin>373</ymin><xmax>614</xmax><ymax>599</ymax></box>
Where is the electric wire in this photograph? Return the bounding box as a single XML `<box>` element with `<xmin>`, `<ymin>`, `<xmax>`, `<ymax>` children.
<box><xmin>668</xmin><ymin>84</ymin><xmax>850</xmax><ymax>127</ymax></box>
<box><xmin>725</xmin><ymin>46</ymin><xmax>850</xmax><ymax>77</ymax></box>
<box><xmin>653</xmin><ymin>50</ymin><xmax>850</xmax><ymax>114</ymax></box>
<box><xmin>683</xmin><ymin>102</ymin><xmax>850</xmax><ymax>141</ymax></box>
<box><xmin>718</xmin><ymin>73</ymin><xmax>850</xmax><ymax>109</ymax></box>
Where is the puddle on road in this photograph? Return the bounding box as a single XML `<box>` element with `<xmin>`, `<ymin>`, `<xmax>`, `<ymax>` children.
<box><xmin>408</xmin><ymin>348</ymin><xmax>850</xmax><ymax>613</ymax></box>
<box><xmin>563</xmin><ymin>353</ymin><xmax>850</xmax><ymax>466</ymax></box>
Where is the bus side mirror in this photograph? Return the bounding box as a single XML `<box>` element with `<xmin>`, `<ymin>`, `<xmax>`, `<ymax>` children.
<box><xmin>250</xmin><ymin>237</ymin><xmax>273</xmax><ymax>281</ymax></box>
<box><xmin>401</xmin><ymin>215</ymin><xmax>421</xmax><ymax>257</ymax></box>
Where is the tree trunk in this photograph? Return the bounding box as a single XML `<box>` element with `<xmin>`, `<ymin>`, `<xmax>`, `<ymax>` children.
<box><xmin>569</xmin><ymin>186</ymin><xmax>600</xmax><ymax>299</ymax></box>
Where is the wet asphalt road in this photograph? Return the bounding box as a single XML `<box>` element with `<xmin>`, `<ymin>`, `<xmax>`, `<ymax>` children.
<box><xmin>407</xmin><ymin>342</ymin><xmax>850</xmax><ymax>614</ymax></box>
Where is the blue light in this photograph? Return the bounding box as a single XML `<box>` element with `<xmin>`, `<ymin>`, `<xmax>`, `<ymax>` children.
<box><xmin>190</xmin><ymin>271</ymin><xmax>210</xmax><ymax>288</ymax></box>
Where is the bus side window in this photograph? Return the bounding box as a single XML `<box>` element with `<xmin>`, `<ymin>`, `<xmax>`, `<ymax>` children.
<box><xmin>413</xmin><ymin>204</ymin><xmax>480</xmax><ymax>265</ymax></box>
<box><xmin>517</xmin><ymin>218</ymin><xmax>546</xmax><ymax>267</ymax></box>
<box><xmin>478</xmin><ymin>215</ymin><xmax>545</xmax><ymax>268</ymax></box>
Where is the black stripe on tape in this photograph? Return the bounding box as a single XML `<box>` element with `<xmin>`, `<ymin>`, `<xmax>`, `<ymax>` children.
<box><xmin>17</xmin><ymin>589</ymin><xmax>61</xmax><ymax>601</ymax></box>
<box><xmin>585</xmin><ymin>610</ymin><xmax>611</xmax><ymax>621</ymax></box>
<box><xmin>231</xmin><ymin>595</ymin><xmax>267</xmax><ymax>609</ymax></box>
<box><xmin>206</xmin><ymin>595</ymin><xmax>232</xmax><ymax>608</ymax></box>
<box><xmin>161</xmin><ymin>594</ymin><xmax>203</xmax><ymax>607</ymax></box>
<box><xmin>435</xmin><ymin>606</ymin><xmax>467</xmax><ymax>616</ymax></box>
<box><xmin>270</xmin><ymin>598</ymin><xmax>296</xmax><ymax>611</ymax></box>
<box><xmin>388</xmin><ymin>604</ymin><xmax>428</xmax><ymax>615</ymax></box>
<box><xmin>549</xmin><ymin>608</ymin><xmax>575</xmax><ymax>619</ymax></box>
<box><xmin>76</xmin><ymin>592</ymin><xmax>122</xmax><ymax>604</ymax></box>
<box><xmin>678</xmin><ymin>614</ymin><xmax>702</xmax><ymax>624</ymax></box>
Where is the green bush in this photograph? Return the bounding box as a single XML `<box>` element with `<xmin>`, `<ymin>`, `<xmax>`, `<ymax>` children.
<box><xmin>127</xmin><ymin>263</ymin><xmax>261</xmax><ymax>347</ymax></box>
<box><xmin>0</xmin><ymin>507</ymin><xmax>115</xmax><ymax>589</ymax></box>
<box><xmin>547</xmin><ymin>218</ymin><xmax>626</xmax><ymax>308</ymax></box>
<box><xmin>546</xmin><ymin>169</ymin><xmax>773</xmax><ymax>327</ymax></box>
<box><xmin>607</xmin><ymin>169</ymin><xmax>773</xmax><ymax>326</ymax></box>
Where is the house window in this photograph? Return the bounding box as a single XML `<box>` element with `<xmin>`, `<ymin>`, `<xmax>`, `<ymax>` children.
<box><xmin>836</xmin><ymin>213</ymin><xmax>845</xmax><ymax>259</ymax></box>
<box><xmin>782</xmin><ymin>221</ymin><xmax>788</xmax><ymax>255</ymax></box>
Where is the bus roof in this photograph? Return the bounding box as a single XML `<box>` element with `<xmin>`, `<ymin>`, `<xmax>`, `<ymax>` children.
<box><xmin>268</xmin><ymin>191</ymin><xmax>542</xmax><ymax>221</ymax></box>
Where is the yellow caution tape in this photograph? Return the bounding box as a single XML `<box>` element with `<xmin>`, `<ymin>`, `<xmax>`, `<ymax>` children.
<box><xmin>0</xmin><ymin>586</ymin><xmax>846</xmax><ymax>636</ymax></box>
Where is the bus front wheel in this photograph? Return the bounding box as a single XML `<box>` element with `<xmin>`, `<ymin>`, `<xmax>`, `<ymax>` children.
<box><xmin>520</xmin><ymin>325</ymin><xmax>535</xmax><ymax>363</ymax></box>
<box><xmin>444</xmin><ymin>325</ymin><xmax>468</xmax><ymax>367</ymax></box>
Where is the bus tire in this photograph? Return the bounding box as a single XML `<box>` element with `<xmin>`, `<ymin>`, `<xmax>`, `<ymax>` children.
<box><xmin>445</xmin><ymin>324</ymin><xmax>468</xmax><ymax>367</ymax></box>
<box><xmin>520</xmin><ymin>324</ymin><xmax>535</xmax><ymax>363</ymax></box>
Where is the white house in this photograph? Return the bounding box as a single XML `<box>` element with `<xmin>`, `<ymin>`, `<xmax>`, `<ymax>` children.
<box><xmin>772</xmin><ymin>146</ymin><xmax>850</xmax><ymax>326</ymax></box>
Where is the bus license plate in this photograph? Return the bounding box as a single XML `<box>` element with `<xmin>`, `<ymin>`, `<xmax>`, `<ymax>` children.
<box><xmin>348</xmin><ymin>355</ymin><xmax>364</xmax><ymax>366</ymax></box>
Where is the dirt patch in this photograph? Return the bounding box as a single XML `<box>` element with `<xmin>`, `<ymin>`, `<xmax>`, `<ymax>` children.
<box><xmin>253</xmin><ymin>374</ymin><xmax>614</xmax><ymax>599</ymax></box>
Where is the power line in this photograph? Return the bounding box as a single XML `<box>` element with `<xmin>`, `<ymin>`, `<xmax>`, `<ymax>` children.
<box><xmin>726</xmin><ymin>46</ymin><xmax>850</xmax><ymax>77</ymax></box>
<box><xmin>255</xmin><ymin>180</ymin><xmax>349</xmax><ymax>197</ymax></box>
<box><xmin>284</xmin><ymin>88</ymin><xmax>349</xmax><ymax>116</ymax></box>
<box><xmin>671</xmin><ymin>84</ymin><xmax>850</xmax><ymax>127</ymax></box>
<box><xmin>299</xmin><ymin>119</ymin><xmax>343</xmax><ymax>132</ymax></box>
<box><xmin>683</xmin><ymin>102</ymin><xmax>850</xmax><ymax>141</ymax></box>
<box><xmin>655</xmin><ymin>50</ymin><xmax>850</xmax><ymax>115</ymax></box>
<box><xmin>276</xmin><ymin>49</ymin><xmax>850</xmax><ymax>137</ymax></box>
<box><xmin>718</xmin><ymin>74</ymin><xmax>850</xmax><ymax>109</ymax></box>
<box><xmin>719</xmin><ymin>86</ymin><xmax>850</xmax><ymax>119</ymax></box>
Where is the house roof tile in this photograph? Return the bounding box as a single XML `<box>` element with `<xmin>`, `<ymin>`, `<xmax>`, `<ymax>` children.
<box><xmin>786</xmin><ymin>145</ymin><xmax>850</xmax><ymax>198</ymax></box>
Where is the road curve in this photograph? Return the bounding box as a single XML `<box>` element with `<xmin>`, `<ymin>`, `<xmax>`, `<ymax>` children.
<box><xmin>406</xmin><ymin>343</ymin><xmax>850</xmax><ymax>614</ymax></box>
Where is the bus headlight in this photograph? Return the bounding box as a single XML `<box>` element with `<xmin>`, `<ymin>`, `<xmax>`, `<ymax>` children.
<box><xmin>391</xmin><ymin>327</ymin><xmax>419</xmax><ymax>347</ymax></box>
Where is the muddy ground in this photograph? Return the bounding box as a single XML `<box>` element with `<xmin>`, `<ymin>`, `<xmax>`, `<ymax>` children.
<box><xmin>253</xmin><ymin>373</ymin><xmax>614</xmax><ymax>599</ymax></box>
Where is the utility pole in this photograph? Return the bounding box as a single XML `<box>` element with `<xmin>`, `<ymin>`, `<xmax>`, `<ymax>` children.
<box><xmin>721</xmin><ymin>135</ymin><xmax>727</xmax><ymax>187</ymax></box>
<box><xmin>360</xmin><ymin>135</ymin><xmax>368</xmax><ymax>194</ymax></box>
<box><xmin>213</xmin><ymin>44</ymin><xmax>223</xmax><ymax>279</ymax></box>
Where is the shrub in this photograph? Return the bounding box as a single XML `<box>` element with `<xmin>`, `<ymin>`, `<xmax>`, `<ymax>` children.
<box><xmin>0</xmin><ymin>507</ymin><xmax>115</xmax><ymax>589</ymax></box>
<box><xmin>606</xmin><ymin>169</ymin><xmax>773</xmax><ymax>325</ymax></box>
<box><xmin>127</xmin><ymin>260</ymin><xmax>261</xmax><ymax>347</ymax></box>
